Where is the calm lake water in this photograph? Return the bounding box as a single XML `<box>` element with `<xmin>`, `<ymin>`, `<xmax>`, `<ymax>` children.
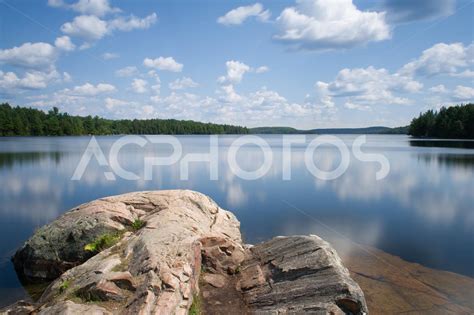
<box><xmin>0</xmin><ymin>135</ymin><xmax>473</xmax><ymax>307</ymax></box>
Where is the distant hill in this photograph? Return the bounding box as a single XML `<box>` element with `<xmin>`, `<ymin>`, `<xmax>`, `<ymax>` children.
<box><xmin>250</xmin><ymin>126</ymin><xmax>408</xmax><ymax>135</ymax></box>
<box><xmin>249</xmin><ymin>127</ymin><xmax>301</xmax><ymax>134</ymax></box>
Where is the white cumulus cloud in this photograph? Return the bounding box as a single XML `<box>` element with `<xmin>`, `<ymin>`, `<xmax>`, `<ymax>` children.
<box><xmin>255</xmin><ymin>66</ymin><xmax>270</xmax><ymax>73</ymax></box>
<box><xmin>142</xmin><ymin>105</ymin><xmax>155</xmax><ymax>115</ymax></box>
<box><xmin>60</xmin><ymin>13</ymin><xmax>157</xmax><ymax>43</ymax></box>
<box><xmin>275</xmin><ymin>0</ymin><xmax>390</xmax><ymax>50</ymax></box>
<box><xmin>54</xmin><ymin>36</ymin><xmax>76</xmax><ymax>52</ymax></box>
<box><xmin>151</xmin><ymin>77</ymin><xmax>161</xmax><ymax>98</ymax></box>
<box><xmin>453</xmin><ymin>85</ymin><xmax>474</xmax><ymax>101</ymax></box>
<box><xmin>169</xmin><ymin>77</ymin><xmax>198</xmax><ymax>90</ymax></box>
<box><xmin>62</xmin><ymin>82</ymin><xmax>116</xmax><ymax>96</ymax></box>
<box><xmin>400</xmin><ymin>42</ymin><xmax>474</xmax><ymax>77</ymax></box>
<box><xmin>115</xmin><ymin>66</ymin><xmax>139</xmax><ymax>77</ymax></box>
<box><xmin>63</xmin><ymin>72</ymin><xmax>72</xmax><ymax>82</ymax></box>
<box><xmin>0</xmin><ymin>42</ymin><xmax>58</xmax><ymax>69</ymax></box>
<box><xmin>316</xmin><ymin>66</ymin><xmax>423</xmax><ymax>109</ymax></box>
<box><xmin>131</xmin><ymin>78</ymin><xmax>148</xmax><ymax>93</ymax></box>
<box><xmin>429</xmin><ymin>84</ymin><xmax>447</xmax><ymax>94</ymax></box>
<box><xmin>217</xmin><ymin>3</ymin><xmax>270</xmax><ymax>25</ymax></box>
<box><xmin>48</xmin><ymin>0</ymin><xmax>120</xmax><ymax>17</ymax></box>
<box><xmin>219</xmin><ymin>84</ymin><xmax>243</xmax><ymax>103</ymax></box>
<box><xmin>105</xmin><ymin>97</ymin><xmax>127</xmax><ymax>109</ymax></box>
<box><xmin>61</xmin><ymin>15</ymin><xmax>109</xmax><ymax>41</ymax></box>
<box><xmin>143</xmin><ymin>56</ymin><xmax>183</xmax><ymax>72</ymax></box>
<box><xmin>71</xmin><ymin>0</ymin><xmax>120</xmax><ymax>16</ymax></box>
<box><xmin>102</xmin><ymin>52</ymin><xmax>119</xmax><ymax>60</ymax></box>
<box><xmin>344</xmin><ymin>102</ymin><xmax>371</xmax><ymax>111</ymax></box>
<box><xmin>451</xmin><ymin>69</ymin><xmax>474</xmax><ymax>78</ymax></box>
<box><xmin>218</xmin><ymin>60</ymin><xmax>251</xmax><ymax>84</ymax></box>
<box><xmin>0</xmin><ymin>69</ymin><xmax>60</xmax><ymax>92</ymax></box>
<box><xmin>108</xmin><ymin>13</ymin><xmax>157</xmax><ymax>31</ymax></box>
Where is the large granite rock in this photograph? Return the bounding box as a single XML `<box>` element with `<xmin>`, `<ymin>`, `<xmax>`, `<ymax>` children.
<box><xmin>5</xmin><ymin>190</ymin><xmax>367</xmax><ymax>314</ymax></box>
<box><xmin>239</xmin><ymin>235</ymin><xmax>368</xmax><ymax>314</ymax></box>
<box><xmin>199</xmin><ymin>235</ymin><xmax>368</xmax><ymax>315</ymax></box>
<box><xmin>12</xmin><ymin>197</ymin><xmax>141</xmax><ymax>281</ymax></box>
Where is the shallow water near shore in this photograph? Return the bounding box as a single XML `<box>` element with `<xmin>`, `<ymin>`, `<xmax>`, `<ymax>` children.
<box><xmin>0</xmin><ymin>134</ymin><xmax>473</xmax><ymax>307</ymax></box>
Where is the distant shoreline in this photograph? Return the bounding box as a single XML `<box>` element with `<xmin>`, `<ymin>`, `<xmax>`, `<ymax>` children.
<box><xmin>249</xmin><ymin>125</ymin><xmax>408</xmax><ymax>135</ymax></box>
<box><xmin>1</xmin><ymin>102</ymin><xmax>407</xmax><ymax>137</ymax></box>
<box><xmin>3</xmin><ymin>102</ymin><xmax>473</xmax><ymax>139</ymax></box>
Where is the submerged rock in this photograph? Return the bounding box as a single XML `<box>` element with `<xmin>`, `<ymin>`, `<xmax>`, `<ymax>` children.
<box><xmin>342</xmin><ymin>244</ymin><xmax>474</xmax><ymax>314</ymax></box>
<box><xmin>4</xmin><ymin>190</ymin><xmax>367</xmax><ymax>314</ymax></box>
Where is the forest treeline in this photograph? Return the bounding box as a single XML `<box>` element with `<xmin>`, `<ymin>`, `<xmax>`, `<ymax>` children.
<box><xmin>0</xmin><ymin>103</ymin><xmax>249</xmax><ymax>136</ymax></box>
<box><xmin>408</xmin><ymin>103</ymin><xmax>474</xmax><ymax>139</ymax></box>
<box><xmin>2</xmin><ymin>102</ymin><xmax>473</xmax><ymax>138</ymax></box>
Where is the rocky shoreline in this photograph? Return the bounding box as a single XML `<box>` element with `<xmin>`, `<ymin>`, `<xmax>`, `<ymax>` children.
<box><xmin>2</xmin><ymin>190</ymin><xmax>368</xmax><ymax>314</ymax></box>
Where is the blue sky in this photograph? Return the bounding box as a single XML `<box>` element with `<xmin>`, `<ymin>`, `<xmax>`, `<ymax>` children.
<box><xmin>0</xmin><ymin>0</ymin><xmax>473</xmax><ymax>128</ymax></box>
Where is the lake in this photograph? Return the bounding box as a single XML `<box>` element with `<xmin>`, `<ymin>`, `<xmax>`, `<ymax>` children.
<box><xmin>0</xmin><ymin>134</ymin><xmax>473</xmax><ymax>307</ymax></box>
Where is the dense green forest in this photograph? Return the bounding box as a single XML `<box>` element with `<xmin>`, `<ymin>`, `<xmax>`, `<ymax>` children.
<box><xmin>2</xmin><ymin>102</ymin><xmax>472</xmax><ymax>138</ymax></box>
<box><xmin>408</xmin><ymin>103</ymin><xmax>474</xmax><ymax>139</ymax></box>
<box><xmin>0</xmin><ymin>103</ymin><xmax>249</xmax><ymax>136</ymax></box>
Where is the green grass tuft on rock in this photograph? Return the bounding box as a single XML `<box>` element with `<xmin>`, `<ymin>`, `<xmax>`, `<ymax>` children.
<box><xmin>59</xmin><ymin>279</ymin><xmax>70</xmax><ymax>293</ymax></box>
<box><xmin>84</xmin><ymin>232</ymin><xmax>122</xmax><ymax>253</ymax></box>
<box><xmin>189</xmin><ymin>293</ymin><xmax>202</xmax><ymax>315</ymax></box>
<box><xmin>131</xmin><ymin>219</ymin><xmax>146</xmax><ymax>231</ymax></box>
